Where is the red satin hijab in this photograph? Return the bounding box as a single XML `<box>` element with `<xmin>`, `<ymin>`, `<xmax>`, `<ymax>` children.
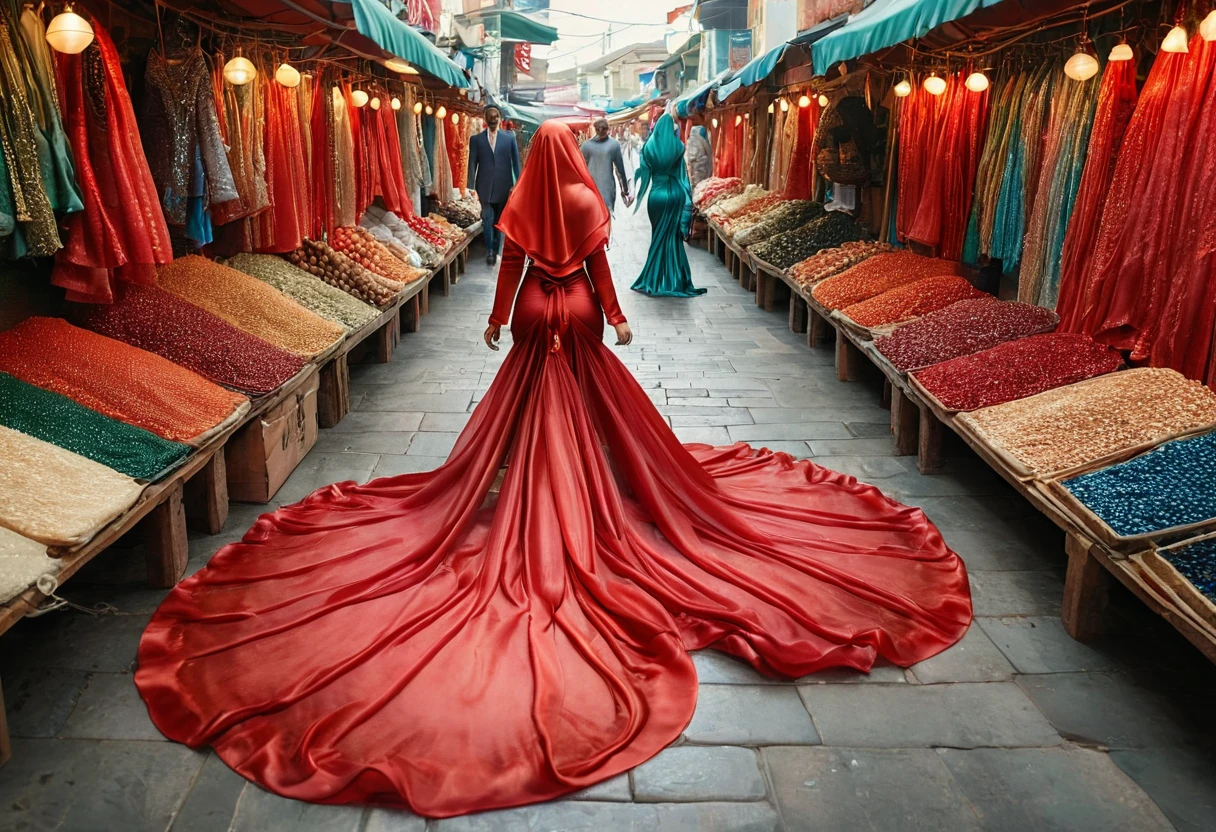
<box><xmin>496</xmin><ymin>120</ymin><xmax>610</xmax><ymax>276</ymax></box>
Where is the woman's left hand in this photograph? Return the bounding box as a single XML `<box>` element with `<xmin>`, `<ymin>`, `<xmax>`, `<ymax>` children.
<box><xmin>614</xmin><ymin>321</ymin><xmax>633</xmax><ymax>346</ymax></box>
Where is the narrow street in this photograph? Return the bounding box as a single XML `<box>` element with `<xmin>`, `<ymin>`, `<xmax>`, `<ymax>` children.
<box><xmin>2</xmin><ymin>206</ymin><xmax>1213</xmax><ymax>831</ymax></box>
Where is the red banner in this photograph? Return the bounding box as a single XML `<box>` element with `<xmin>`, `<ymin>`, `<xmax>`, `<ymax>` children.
<box><xmin>515</xmin><ymin>43</ymin><xmax>532</xmax><ymax>73</ymax></box>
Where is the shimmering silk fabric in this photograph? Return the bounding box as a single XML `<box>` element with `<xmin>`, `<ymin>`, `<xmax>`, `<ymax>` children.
<box><xmin>785</xmin><ymin>98</ymin><xmax>820</xmax><ymax>200</ymax></box>
<box><xmin>0</xmin><ymin>425</ymin><xmax>143</xmax><ymax>548</ymax></box>
<box><xmin>0</xmin><ymin>317</ymin><xmax>248</xmax><ymax>445</ymax></box>
<box><xmin>631</xmin><ymin>115</ymin><xmax>704</xmax><ymax>297</ymax></box>
<box><xmin>139</xmin><ymin>170</ymin><xmax>971</xmax><ymax>818</ymax></box>
<box><xmin>0</xmin><ymin>372</ymin><xmax>189</xmax><ymax>480</ymax></box>
<box><xmin>253</xmin><ymin>79</ymin><xmax>310</xmax><ymax>253</ymax></box>
<box><xmin>158</xmin><ymin>255</ymin><xmax>345</xmax><ymax>358</ymax></box>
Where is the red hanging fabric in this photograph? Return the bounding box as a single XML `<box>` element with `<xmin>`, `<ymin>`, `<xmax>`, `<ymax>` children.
<box><xmin>895</xmin><ymin>81</ymin><xmax>944</xmax><ymax>244</ymax></box>
<box><xmin>784</xmin><ymin>98</ymin><xmax>820</xmax><ymax>200</ymax></box>
<box><xmin>255</xmin><ymin>80</ymin><xmax>309</xmax><ymax>253</ymax></box>
<box><xmin>1056</xmin><ymin>59</ymin><xmax>1138</xmax><ymax>333</ymax></box>
<box><xmin>380</xmin><ymin>107</ymin><xmax>413</xmax><ymax>216</ymax></box>
<box><xmin>309</xmin><ymin>70</ymin><xmax>336</xmax><ymax>238</ymax></box>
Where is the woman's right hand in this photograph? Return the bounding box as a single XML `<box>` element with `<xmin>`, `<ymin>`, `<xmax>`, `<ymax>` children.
<box><xmin>613</xmin><ymin>321</ymin><xmax>633</xmax><ymax>346</ymax></box>
<box><xmin>484</xmin><ymin>324</ymin><xmax>501</xmax><ymax>351</ymax></box>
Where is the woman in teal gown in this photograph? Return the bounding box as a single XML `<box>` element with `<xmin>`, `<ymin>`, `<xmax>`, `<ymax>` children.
<box><xmin>631</xmin><ymin>114</ymin><xmax>706</xmax><ymax>297</ymax></box>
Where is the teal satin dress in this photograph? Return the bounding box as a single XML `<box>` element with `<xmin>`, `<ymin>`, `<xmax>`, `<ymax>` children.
<box><xmin>631</xmin><ymin>114</ymin><xmax>705</xmax><ymax>297</ymax></box>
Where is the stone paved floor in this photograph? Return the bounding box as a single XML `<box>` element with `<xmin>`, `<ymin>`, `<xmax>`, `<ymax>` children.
<box><xmin>4</xmin><ymin>207</ymin><xmax>1216</xmax><ymax>831</ymax></box>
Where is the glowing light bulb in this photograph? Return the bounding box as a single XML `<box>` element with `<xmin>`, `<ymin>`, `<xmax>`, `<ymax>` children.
<box><xmin>798</xmin><ymin>94</ymin><xmax>811</xmax><ymax>107</ymax></box>
<box><xmin>1162</xmin><ymin>25</ymin><xmax>1189</xmax><ymax>53</ymax></box>
<box><xmin>1109</xmin><ymin>43</ymin><xmax>1134</xmax><ymax>61</ymax></box>
<box><xmin>451</xmin><ymin>112</ymin><xmax>460</xmax><ymax>124</ymax></box>
<box><xmin>223</xmin><ymin>56</ymin><xmax>257</xmax><ymax>86</ymax></box>
<box><xmin>45</xmin><ymin>6</ymin><xmax>93</xmax><ymax>54</ymax></box>
<box><xmin>894</xmin><ymin>80</ymin><xmax>912</xmax><ymax>97</ymax></box>
<box><xmin>734</xmin><ymin>114</ymin><xmax>742</xmax><ymax>125</ymax></box>
<box><xmin>425</xmin><ymin>104</ymin><xmax>433</xmax><ymax>115</ymax></box>
<box><xmin>436</xmin><ymin>105</ymin><xmax>447</xmax><ymax>119</ymax></box>
<box><xmin>965</xmin><ymin>71</ymin><xmax>989</xmax><ymax>92</ymax></box>
<box><xmin>767</xmin><ymin>102</ymin><xmax>774</xmax><ymax>114</ymax></box>
<box><xmin>1064</xmin><ymin>51</ymin><xmax>1099</xmax><ymax>81</ymax></box>
<box><xmin>817</xmin><ymin>94</ymin><xmax>828</xmax><ymax>107</ymax></box>
<box><xmin>413</xmin><ymin>101</ymin><xmax>423</xmax><ymax>114</ymax></box>
<box><xmin>370</xmin><ymin>96</ymin><xmax>381</xmax><ymax>110</ymax></box>
<box><xmin>385</xmin><ymin>57</ymin><xmax>418</xmax><ymax>74</ymax></box>
<box><xmin>391</xmin><ymin>97</ymin><xmax>402</xmax><ymax>111</ymax></box>
<box><xmin>275</xmin><ymin>62</ymin><xmax>301</xmax><ymax>87</ymax></box>
<box><xmin>923</xmin><ymin>74</ymin><xmax>946</xmax><ymax>95</ymax></box>
<box><xmin>711</xmin><ymin>117</ymin><xmax>718</xmax><ymax>128</ymax></box>
<box><xmin>351</xmin><ymin>89</ymin><xmax>369</xmax><ymax>107</ymax></box>
<box><xmin>1202</xmin><ymin>11</ymin><xmax>1216</xmax><ymax>41</ymax></box>
<box><xmin>779</xmin><ymin>98</ymin><xmax>789</xmax><ymax>112</ymax></box>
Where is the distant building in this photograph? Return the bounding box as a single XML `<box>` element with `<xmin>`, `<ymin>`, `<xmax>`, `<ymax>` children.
<box><xmin>575</xmin><ymin>41</ymin><xmax>670</xmax><ymax>103</ymax></box>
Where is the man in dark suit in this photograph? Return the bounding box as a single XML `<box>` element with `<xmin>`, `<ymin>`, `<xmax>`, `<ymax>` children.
<box><xmin>467</xmin><ymin>105</ymin><xmax>521</xmax><ymax>266</ymax></box>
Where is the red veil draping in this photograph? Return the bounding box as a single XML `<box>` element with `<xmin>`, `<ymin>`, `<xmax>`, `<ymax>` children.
<box><xmin>137</xmin><ymin>120</ymin><xmax>971</xmax><ymax>818</ymax></box>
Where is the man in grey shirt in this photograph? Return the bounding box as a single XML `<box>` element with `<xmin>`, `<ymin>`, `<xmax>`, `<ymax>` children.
<box><xmin>581</xmin><ymin>118</ymin><xmax>631</xmax><ymax>214</ymax></box>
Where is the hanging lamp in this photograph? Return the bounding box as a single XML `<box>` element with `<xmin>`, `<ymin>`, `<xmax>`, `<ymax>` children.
<box><xmin>1202</xmin><ymin>10</ymin><xmax>1216</xmax><ymax>41</ymax></box>
<box><xmin>767</xmin><ymin>102</ymin><xmax>774</xmax><ymax>114</ymax></box>
<box><xmin>351</xmin><ymin>89</ymin><xmax>370</xmax><ymax>107</ymax></box>
<box><xmin>1108</xmin><ymin>42</ymin><xmax>1134</xmax><ymax>61</ymax></box>
<box><xmin>425</xmin><ymin>104</ymin><xmax>434</xmax><ymax>115</ymax></box>
<box><xmin>436</xmin><ymin>105</ymin><xmax>447</xmax><ymax>119</ymax></box>
<box><xmin>391</xmin><ymin>97</ymin><xmax>402</xmax><ymax>111</ymax></box>
<box><xmin>1162</xmin><ymin>24</ymin><xmax>1189</xmax><ymax>53</ymax></box>
<box><xmin>965</xmin><ymin>70</ymin><xmax>989</xmax><ymax>92</ymax></box>
<box><xmin>923</xmin><ymin>72</ymin><xmax>946</xmax><ymax>95</ymax></box>
<box><xmin>711</xmin><ymin>116</ymin><xmax>718</xmax><ymax>128</ymax></box>
<box><xmin>275</xmin><ymin>62</ymin><xmax>301</xmax><ymax>88</ymax></box>
<box><xmin>385</xmin><ymin>57</ymin><xmax>419</xmax><ymax>75</ymax></box>
<box><xmin>452</xmin><ymin>112</ymin><xmax>460</xmax><ymax>124</ymax></box>
<box><xmin>45</xmin><ymin>4</ymin><xmax>94</xmax><ymax>54</ymax></box>
<box><xmin>370</xmin><ymin>96</ymin><xmax>381</xmax><ymax>110</ymax></box>
<box><xmin>224</xmin><ymin>54</ymin><xmax>257</xmax><ymax>86</ymax></box>
<box><xmin>893</xmin><ymin>78</ymin><xmax>912</xmax><ymax>97</ymax></box>
<box><xmin>1064</xmin><ymin>50</ymin><xmax>1099</xmax><ymax>81</ymax></box>
<box><xmin>779</xmin><ymin>98</ymin><xmax>789</xmax><ymax>112</ymax></box>
<box><xmin>414</xmin><ymin>101</ymin><xmax>424</xmax><ymax>114</ymax></box>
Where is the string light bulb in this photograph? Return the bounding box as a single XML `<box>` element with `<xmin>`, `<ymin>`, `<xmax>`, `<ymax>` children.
<box><xmin>965</xmin><ymin>71</ymin><xmax>989</xmax><ymax>92</ymax></box>
<box><xmin>1064</xmin><ymin>50</ymin><xmax>1099</xmax><ymax>81</ymax></box>
<box><xmin>370</xmin><ymin>96</ymin><xmax>381</xmax><ymax>110</ymax></box>
<box><xmin>798</xmin><ymin>94</ymin><xmax>811</xmax><ymax>107</ymax></box>
<box><xmin>45</xmin><ymin>4</ymin><xmax>93</xmax><ymax>54</ymax></box>
<box><xmin>734</xmin><ymin>114</ymin><xmax>742</xmax><ymax>125</ymax></box>
<box><xmin>425</xmin><ymin>104</ymin><xmax>434</xmax><ymax>115</ymax></box>
<box><xmin>779</xmin><ymin>98</ymin><xmax>789</xmax><ymax>112</ymax></box>
<box><xmin>923</xmin><ymin>73</ymin><xmax>947</xmax><ymax>95</ymax></box>
<box><xmin>817</xmin><ymin>94</ymin><xmax>828</xmax><ymax>107</ymax></box>
<box><xmin>767</xmin><ymin>102</ymin><xmax>774</xmax><ymax>113</ymax></box>
<box><xmin>451</xmin><ymin>112</ymin><xmax>460</xmax><ymax>124</ymax></box>
<box><xmin>1202</xmin><ymin>10</ymin><xmax>1216</xmax><ymax>41</ymax></box>
<box><xmin>1109</xmin><ymin>42</ymin><xmax>1134</xmax><ymax>61</ymax></box>
<box><xmin>275</xmin><ymin>62</ymin><xmax>301</xmax><ymax>88</ymax></box>
<box><xmin>711</xmin><ymin>117</ymin><xmax>718</xmax><ymax>128</ymax></box>
<box><xmin>413</xmin><ymin>101</ymin><xmax>423</xmax><ymax>114</ymax></box>
<box><xmin>436</xmin><ymin>105</ymin><xmax>447</xmax><ymax>119</ymax></box>
<box><xmin>223</xmin><ymin>56</ymin><xmax>257</xmax><ymax>86</ymax></box>
<box><xmin>894</xmin><ymin>79</ymin><xmax>912</xmax><ymax>97</ymax></box>
<box><xmin>391</xmin><ymin>97</ymin><xmax>402</xmax><ymax>111</ymax></box>
<box><xmin>351</xmin><ymin>89</ymin><xmax>369</xmax><ymax>107</ymax></box>
<box><xmin>1162</xmin><ymin>25</ymin><xmax>1189</xmax><ymax>53</ymax></box>
<box><xmin>385</xmin><ymin>57</ymin><xmax>419</xmax><ymax>74</ymax></box>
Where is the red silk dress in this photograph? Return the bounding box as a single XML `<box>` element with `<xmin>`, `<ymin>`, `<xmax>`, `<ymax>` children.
<box><xmin>137</xmin><ymin>122</ymin><xmax>971</xmax><ymax>819</ymax></box>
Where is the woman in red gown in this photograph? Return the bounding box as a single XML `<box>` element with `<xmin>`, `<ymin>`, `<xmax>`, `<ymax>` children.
<box><xmin>137</xmin><ymin>122</ymin><xmax>971</xmax><ymax>819</ymax></box>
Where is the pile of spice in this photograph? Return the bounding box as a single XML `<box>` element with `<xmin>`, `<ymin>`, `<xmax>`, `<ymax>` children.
<box><xmin>705</xmin><ymin>185</ymin><xmax>768</xmax><ymax>220</ymax></box>
<box><xmin>693</xmin><ymin>177</ymin><xmax>743</xmax><ymax>209</ymax></box>
<box><xmin>426</xmin><ymin>214</ymin><xmax>466</xmax><ymax>243</ymax></box>
<box><xmin>0</xmin><ymin>372</ymin><xmax>189</xmax><ymax>481</ymax></box>
<box><xmin>1161</xmin><ymin>540</ymin><xmax>1216</xmax><ymax>605</ymax></box>
<box><xmin>749</xmin><ymin>211</ymin><xmax>865</xmax><ymax>270</ymax></box>
<box><xmin>0</xmin><ymin>318</ymin><xmax>249</xmax><ymax>445</ymax></box>
<box><xmin>80</xmin><ymin>284</ymin><xmax>305</xmax><ymax>396</ymax></box>
<box><xmin>361</xmin><ymin>206</ymin><xmax>440</xmax><ymax>267</ymax></box>
<box><xmin>840</xmin><ymin>275</ymin><xmax>985</xmax><ymax>329</ymax></box>
<box><xmin>331</xmin><ymin>227</ymin><xmax>420</xmax><ymax>287</ymax></box>
<box><xmin>788</xmin><ymin>241</ymin><xmax>893</xmax><ymax>289</ymax></box>
<box><xmin>957</xmin><ymin>368</ymin><xmax>1216</xmax><ymax>477</ymax></box>
<box><xmin>734</xmin><ymin>201</ymin><xmax>824</xmax><ymax>248</ymax></box>
<box><xmin>812</xmin><ymin>252</ymin><xmax>959</xmax><ymax>310</ymax></box>
<box><xmin>226</xmin><ymin>254</ymin><xmax>380</xmax><ymax>332</ymax></box>
<box><xmin>288</xmin><ymin>239</ymin><xmax>400</xmax><ymax>307</ymax></box>
<box><xmin>1062</xmin><ymin>432</ymin><xmax>1216</xmax><ymax>537</ymax></box>
<box><xmin>404</xmin><ymin>212</ymin><xmax>451</xmax><ymax>252</ymax></box>
<box><xmin>875</xmin><ymin>298</ymin><xmax>1058</xmax><ymax>373</ymax></box>
<box><xmin>722</xmin><ymin>194</ymin><xmax>784</xmax><ymax>235</ymax></box>
<box><xmin>430</xmin><ymin>199</ymin><xmax>480</xmax><ymax>228</ymax></box>
<box><xmin>158</xmin><ymin>256</ymin><xmax>345</xmax><ymax>358</ymax></box>
<box><xmin>913</xmin><ymin>333</ymin><xmax>1121</xmax><ymax>411</ymax></box>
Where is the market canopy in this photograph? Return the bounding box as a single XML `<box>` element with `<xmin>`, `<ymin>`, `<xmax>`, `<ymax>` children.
<box><xmin>349</xmin><ymin>0</ymin><xmax>470</xmax><ymax>87</ymax></box>
<box><xmin>675</xmin><ymin>70</ymin><xmax>729</xmax><ymax>117</ymax></box>
<box><xmin>811</xmin><ymin>0</ymin><xmax>1004</xmax><ymax>75</ymax></box>
<box><xmin>460</xmin><ymin>9</ymin><xmax>560</xmax><ymax>44</ymax></box>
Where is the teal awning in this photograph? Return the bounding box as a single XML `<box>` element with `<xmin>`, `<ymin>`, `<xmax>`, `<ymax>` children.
<box><xmin>350</xmin><ymin>0</ymin><xmax>469</xmax><ymax>87</ymax></box>
<box><xmin>461</xmin><ymin>9</ymin><xmax>559</xmax><ymax>44</ymax></box>
<box><xmin>674</xmin><ymin>70</ymin><xmax>728</xmax><ymax>117</ymax></box>
<box><xmin>728</xmin><ymin>42</ymin><xmax>787</xmax><ymax>90</ymax></box>
<box><xmin>811</xmin><ymin>0</ymin><xmax>1004</xmax><ymax>75</ymax></box>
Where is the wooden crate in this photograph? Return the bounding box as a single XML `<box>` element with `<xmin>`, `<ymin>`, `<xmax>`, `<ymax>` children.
<box><xmin>226</xmin><ymin>368</ymin><xmax>320</xmax><ymax>503</ymax></box>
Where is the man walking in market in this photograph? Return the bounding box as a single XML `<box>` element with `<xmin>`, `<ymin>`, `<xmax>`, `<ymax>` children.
<box><xmin>467</xmin><ymin>104</ymin><xmax>521</xmax><ymax>266</ymax></box>
<box><xmin>581</xmin><ymin>118</ymin><xmax>631</xmax><ymax>215</ymax></box>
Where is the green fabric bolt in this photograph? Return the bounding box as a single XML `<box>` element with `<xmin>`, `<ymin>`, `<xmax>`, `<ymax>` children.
<box><xmin>0</xmin><ymin>372</ymin><xmax>190</xmax><ymax>480</ymax></box>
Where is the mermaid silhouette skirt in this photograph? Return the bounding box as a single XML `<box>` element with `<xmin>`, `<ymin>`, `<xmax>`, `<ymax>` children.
<box><xmin>631</xmin><ymin>177</ymin><xmax>706</xmax><ymax>297</ymax></box>
<box><xmin>136</xmin><ymin>269</ymin><xmax>972</xmax><ymax>817</ymax></box>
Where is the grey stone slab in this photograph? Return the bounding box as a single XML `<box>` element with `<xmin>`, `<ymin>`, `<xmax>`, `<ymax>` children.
<box><xmin>364</xmin><ymin>808</ymin><xmax>430</xmax><ymax>831</ymax></box>
<box><xmin>799</xmin><ymin>682</ymin><xmax>1062</xmax><ymax>748</ymax></box>
<box><xmin>358</xmin><ymin>389</ymin><xmax>474</xmax><ymax>413</ymax></box>
<box><xmin>846</xmin><ymin>421</ymin><xmax>893</xmax><ymax>438</ymax></box>
<box><xmin>748</xmin><ymin>406</ymin><xmax>893</xmax><ymax>424</ymax></box>
<box><xmin>229</xmin><ymin>784</ymin><xmax>365</xmax><ymax>832</ymax></box>
<box><xmin>812</xmin><ymin>455</ymin><xmax>912</xmax><ymax>482</ymax></box>
<box><xmin>434</xmin><ymin>800</ymin><xmax>781</xmax><ymax>831</ymax></box>
<box><xmin>938</xmin><ymin>527</ymin><xmax>1062</xmax><ymax>572</ymax></box>
<box><xmin>727</xmin><ymin>422</ymin><xmax>852</xmax><ymax>442</ymax></box>
<box><xmin>729</xmin><ymin>397</ymin><xmax>784</xmax><ymax>408</ymax></box>
<box><xmin>799</xmin><ymin>660</ymin><xmax>909</xmax><ymax>685</ymax></box>
<box><xmin>968</xmin><ymin>570</ymin><xmax>1064</xmax><ymax>616</ymax></box>
<box><xmin>666</xmin><ymin>388</ymin><xmax>711</xmax><ymax>398</ymax></box>
<box><xmin>764</xmin><ymin>746</ymin><xmax>982</xmax><ymax>832</ymax></box>
<box><xmin>420</xmin><ymin>411</ymin><xmax>473</xmax><ymax>431</ymax></box>
<box><xmin>673</xmin><ymin>426</ymin><xmax>733</xmax><ymax>445</ymax></box>
<box><xmin>0</xmin><ymin>610</ymin><xmax>152</xmax><ymax>673</ymax></box>
<box><xmin>1016</xmin><ymin>672</ymin><xmax>1202</xmax><ymax>749</ymax></box>
<box><xmin>313</xmin><ymin>431</ymin><xmax>415</xmax><ymax>455</ymax></box>
<box><xmin>171</xmin><ymin>752</ymin><xmax>248</xmax><ymax>832</ymax></box>
<box><xmin>907</xmin><ymin>622</ymin><xmax>1015</xmax><ymax>684</ymax></box>
<box><xmin>940</xmin><ymin>747</ymin><xmax>1174</xmax><ymax>831</ymax></box>
<box><xmin>3</xmin><ymin>667</ymin><xmax>89</xmax><ymax>737</ymax></box>
<box><xmin>978</xmin><ymin>617</ymin><xmax>1124</xmax><ymax>674</ymax></box>
<box><xmin>808</xmin><ymin>436</ymin><xmax>899</xmax><ymax>456</ymax></box>
<box><xmin>692</xmin><ymin>651</ymin><xmax>785</xmax><ymax>685</ymax></box>
<box><xmin>701</xmin><ymin>376</ymin><xmax>775</xmax><ymax>391</ymax></box>
<box><xmin>738</xmin><ymin>440</ymin><xmax>813</xmax><ymax>457</ymax></box>
<box><xmin>406</xmin><ymin>431</ymin><xmax>460</xmax><ymax>457</ymax></box>
<box><xmin>371</xmin><ymin>455</ymin><xmax>448</xmax><ymax>478</ymax></box>
<box><xmin>272</xmin><ymin>452</ymin><xmax>379</xmax><ymax>505</ymax></box>
<box><xmin>567</xmin><ymin>773</ymin><xmax>632</xmax><ymax>801</ymax></box>
<box><xmin>897</xmin><ymin>495</ymin><xmax>1037</xmax><ymax>533</ymax></box>
<box><xmin>662</xmin><ymin>406</ymin><xmax>755</xmax><ymax>427</ymax></box>
<box><xmin>685</xmin><ymin>684</ymin><xmax>820</xmax><ymax>745</ymax></box>
<box><xmin>1111</xmin><ymin>746</ymin><xmax>1216</xmax><ymax>832</ymax></box>
<box><xmin>0</xmin><ymin>738</ymin><xmax>203</xmax><ymax>832</ymax></box>
<box><xmin>59</xmin><ymin>672</ymin><xmax>164</xmax><ymax>741</ymax></box>
<box><xmin>632</xmin><ymin>745</ymin><xmax>765</xmax><ymax>802</ymax></box>
<box><xmin>325</xmin><ymin>411</ymin><xmax>423</xmax><ymax>433</ymax></box>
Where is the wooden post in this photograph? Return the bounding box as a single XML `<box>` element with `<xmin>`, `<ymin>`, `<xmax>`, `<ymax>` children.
<box><xmin>881</xmin><ymin>379</ymin><xmax>892</xmax><ymax>410</ymax></box>
<box><xmin>1062</xmin><ymin>534</ymin><xmax>1114</xmax><ymax>640</ymax></box>
<box><xmin>317</xmin><ymin>354</ymin><xmax>351</xmax><ymax>428</ymax></box>
<box><xmin>143</xmin><ymin>481</ymin><xmax>188</xmax><ymax>588</ymax></box>
<box><xmin>420</xmin><ymin>280</ymin><xmax>430</xmax><ymax>316</ymax></box>
<box><xmin>892</xmin><ymin>388</ymin><xmax>919</xmax><ymax>456</ymax></box>
<box><xmin>0</xmin><ymin>678</ymin><xmax>10</xmax><ymax>768</ymax></box>
<box><xmin>756</xmin><ymin>270</ymin><xmax>770</xmax><ymax>308</ymax></box>
<box><xmin>809</xmin><ymin>309</ymin><xmax>828</xmax><ymax>349</ymax></box>
<box><xmin>789</xmin><ymin>293</ymin><xmax>809</xmax><ymax>333</ymax></box>
<box><xmin>835</xmin><ymin>328</ymin><xmax>862</xmax><ymax>381</ymax></box>
<box><xmin>917</xmin><ymin>404</ymin><xmax>945</xmax><ymax>474</ymax></box>
<box><xmin>183</xmin><ymin>451</ymin><xmax>229</xmax><ymax>535</ymax></box>
<box><xmin>373</xmin><ymin>314</ymin><xmax>399</xmax><ymax>364</ymax></box>
<box><xmin>441</xmin><ymin>263</ymin><xmax>453</xmax><ymax>296</ymax></box>
<box><xmin>402</xmin><ymin>293</ymin><xmax>421</xmax><ymax>334</ymax></box>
